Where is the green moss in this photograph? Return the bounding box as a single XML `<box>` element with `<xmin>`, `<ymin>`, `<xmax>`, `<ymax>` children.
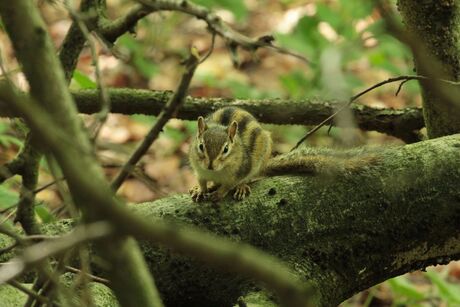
<box><xmin>0</xmin><ymin>284</ymin><xmax>29</xmax><ymax>307</ymax></box>
<box><xmin>398</xmin><ymin>0</ymin><xmax>460</xmax><ymax>137</ymax></box>
<box><xmin>0</xmin><ymin>282</ymin><xmax>117</xmax><ymax>307</ymax></box>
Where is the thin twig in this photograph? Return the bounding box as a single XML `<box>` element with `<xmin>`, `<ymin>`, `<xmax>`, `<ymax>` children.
<box><xmin>291</xmin><ymin>75</ymin><xmax>460</xmax><ymax>150</ymax></box>
<box><xmin>199</xmin><ymin>32</ymin><xmax>216</xmax><ymax>64</ymax></box>
<box><xmin>134</xmin><ymin>0</ymin><xmax>311</xmax><ymax>64</ymax></box>
<box><xmin>0</xmin><ymin>221</ymin><xmax>113</xmax><ymax>284</ymax></box>
<box><xmin>111</xmin><ymin>48</ymin><xmax>200</xmax><ymax>191</ymax></box>
<box><xmin>65</xmin><ymin>265</ymin><xmax>110</xmax><ymax>286</ymax></box>
<box><xmin>0</xmin><ymin>205</ymin><xmax>17</xmax><ymax>215</ymax></box>
<box><xmin>65</xmin><ymin>0</ymin><xmax>111</xmax><ymax>140</ymax></box>
<box><xmin>7</xmin><ymin>280</ymin><xmax>53</xmax><ymax>305</ymax></box>
<box><xmin>0</xmin><ymin>243</ymin><xmax>18</xmax><ymax>255</ymax></box>
<box><xmin>33</xmin><ymin>177</ymin><xmax>65</xmax><ymax>194</ymax></box>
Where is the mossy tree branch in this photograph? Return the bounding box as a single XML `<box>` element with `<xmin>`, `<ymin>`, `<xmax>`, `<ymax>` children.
<box><xmin>14</xmin><ymin>132</ymin><xmax>42</xmax><ymax>235</ymax></box>
<box><xmin>111</xmin><ymin>134</ymin><xmax>460</xmax><ymax>307</ymax></box>
<box><xmin>3</xmin><ymin>133</ymin><xmax>458</xmax><ymax>306</ymax></box>
<box><xmin>0</xmin><ymin>88</ymin><xmax>425</xmax><ymax>142</ymax></box>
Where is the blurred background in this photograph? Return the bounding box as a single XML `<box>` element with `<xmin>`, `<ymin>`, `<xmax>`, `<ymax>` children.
<box><xmin>0</xmin><ymin>0</ymin><xmax>459</xmax><ymax>305</ymax></box>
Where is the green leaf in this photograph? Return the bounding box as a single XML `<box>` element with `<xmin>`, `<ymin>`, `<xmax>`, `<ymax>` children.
<box><xmin>118</xmin><ymin>34</ymin><xmax>158</xmax><ymax>78</ymax></box>
<box><xmin>132</xmin><ymin>55</ymin><xmax>158</xmax><ymax>79</ymax></box>
<box><xmin>118</xmin><ymin>33</ymin><xmax>141</xmax><ymax>52</ymax></box>
<box><xmin>164</xmin><ymin>126</ymin><xmax>186</xmax><ymax>143</ymax></box>
<box><xmin>72</xmin><ymin>70</ymin><xmax>96</xmax><ymax>89</ymax></box>
<box><xmin>35</xmin><ymin>205</ymin><xmax>55</xmax><ymax>224</ymax></box>
<box><xmin>0</xmin><ymin>186</ymin><xmax>19</xmax><ymax>209</ymax></box>
<box><xmin>316</xmin><ymin>4</ymin><xmax>341</xmax><ymax>30</ymax></box>
<box><xmin>339</xmin><ymin>0</ymin><xmax>374</xmax><ymax>20</ymax></box>
<box><xmin>276</xmin><ymin>16</ymin><xmax>326</xmax><ymax>60</ymax></box>
<box><xmin>193</xmin><ymin>0</ymin><xmax>247</xmax><ymax>21</ymax></box>
<box><xmin>387</xmin><ymin>276</ymin><xmax>425</xmax><ymax>301</ymax></box>
<box><xmin>426</xmin><ymin>270</ymin><xmax>460</xmax><ymax>304</ymax></box>
<box><xmin>130</xmin><ymin>114</ymin><xmax>154</xmax><ymax>125</ymax></box>
<box><xmin>0</xmin><ymin>135</ymin><xmax>23</xmax><ymax>147</ymax></box>
<box><xmin>279</xmin><ymin>70</ymin><xmax>311</xmax><ymax>99</ymax></box>
<box><xmin>0</xmin><ymin>121</ymin><xmax>23</xmax><ymax>148</ymax></box>
<box><xmin>0</xmin><ymin>121</ymin><xmax>7</xmax><ymax>134</ymax></box>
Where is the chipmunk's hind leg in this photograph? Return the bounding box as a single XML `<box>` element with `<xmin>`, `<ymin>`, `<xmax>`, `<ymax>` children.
<box><xmin>233</xmin><ymin>183</ymin><xmax>251</xmax><ymax>200</ymax></box>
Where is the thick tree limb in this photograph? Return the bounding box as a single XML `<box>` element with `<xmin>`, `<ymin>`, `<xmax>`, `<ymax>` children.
<box><xmin>4</xmin><ymin>134</ymin><xmax>457</xmax><ymax>306</ymax></box>
<box><xmin>126</xmin><ymin>134</ymin><xmax>460</xmax><ymax>307</ymax></box>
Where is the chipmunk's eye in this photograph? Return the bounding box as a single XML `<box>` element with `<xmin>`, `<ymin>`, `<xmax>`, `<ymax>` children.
<box><xmin>198</xmin><ymin>143</ymin><xmax>204</xmax><ymax>152</ymax></box>
<box><xmin>223</xmin><ymin>144</ymin><xmax>229</xmax><ymax>154</ymax></box>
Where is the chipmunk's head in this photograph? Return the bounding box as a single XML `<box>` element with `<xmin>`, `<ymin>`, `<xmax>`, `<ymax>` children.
<box><xmin>193</xmin><ymin>116</ymin><xmax>240</xmax><ymax>171</ymax></box>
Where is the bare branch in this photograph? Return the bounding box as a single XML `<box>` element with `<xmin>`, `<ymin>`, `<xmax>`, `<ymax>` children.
<box><xmin>64</xmin><ymin>265</ymin><xmax>110</xmax><ymax>286</ymax></box>
<box><xmin>7</xmin><ymin>280</ymin><xmax>53</xmax><ymax>305</ymax></box>
<box><xmin>292</xmin><ymin>75</ymin><xmax>460</xmax><ymax>149</ymax></box>
<box><xmin>132</xmin><ymin>0</ymin><xmax>310</xmax><ymax>63</ymax></box>
<box><xmin>111</xmin><ymin>49</ymin><xmax>200</xmax><ymax>191</ymax></box>
<box><xmin>40</xmin><ymin>88</ymin><xmax>424</xmax><ymax>142</ymax></box>
<box><xmin>0</xmin><ymin>222</ymin><xmax>113</xmax><ymax>284</ymax></box>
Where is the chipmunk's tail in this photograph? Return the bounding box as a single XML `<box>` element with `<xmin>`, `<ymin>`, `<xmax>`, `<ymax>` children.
<box><xmin>262</xmin><ymin>147</ymin><xmax>380</xmax><ymax>176</ymax></box>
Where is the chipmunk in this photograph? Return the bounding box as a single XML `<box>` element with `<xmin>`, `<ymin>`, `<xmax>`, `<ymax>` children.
<box><xmin>189</xmin><ymin>107</ymin><xmax>272</xmax><ymax>202</ymax></box>
<box><xmin>189</xmin><ymin>107</ymin><xmax>379</xmax><ymax>202</ymax></box>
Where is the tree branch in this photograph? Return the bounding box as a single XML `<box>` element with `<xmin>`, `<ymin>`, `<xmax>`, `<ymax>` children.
<box><xmin>5</xmin><ymin>133</ymin><xmax>459</xmax><ymax>306</ymax></box>
<box><xmin>126</xmin><ymin>134</ymin><xmax>460</xmax><ymax>307</ymax></box>
<box><xmin>0</xmin><ymin>222</ymin><xmax>113</xmax><ymax>284</ymax></box>
<box><xmin>0</xmin><ymin>78</ymin><xmax>315</xmax><ymax>307</ymax></box>
<box><xmin>63</xmin><ymin>88</ymin><xmax>423</xmax><ymax>142</ymax></box>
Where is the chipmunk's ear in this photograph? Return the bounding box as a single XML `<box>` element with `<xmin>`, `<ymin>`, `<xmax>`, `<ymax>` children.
<box><xmin>227</xmin><ymin>121</ymin><xmax>238</xmax><ymax>142</ymax></box>
<box><xmin>197</xmin><ymin>116</ymin><xmax>207</xmax><ymax>136</ymax></box>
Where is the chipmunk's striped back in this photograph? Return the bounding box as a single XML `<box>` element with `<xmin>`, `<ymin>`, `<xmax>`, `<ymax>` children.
<box><xmin>208</xmin><ymin>107</ymin><xmax>272</xmax><ymax>180</ymax></box>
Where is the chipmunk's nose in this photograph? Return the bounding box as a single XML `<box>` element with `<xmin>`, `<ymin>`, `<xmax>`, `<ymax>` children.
<box><xmin>208</xmin><ymin>161</ymin><xmax>214</xmax><ymax>170</ymax></box>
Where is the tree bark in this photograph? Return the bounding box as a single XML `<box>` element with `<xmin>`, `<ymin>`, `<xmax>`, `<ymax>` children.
<box><xmin>397</xmin><ymin>0</ymin><xmax>460</xmax><ymax>137</ymax></box>
<box><xmin>6</xmin><ymin>133</ymin><xmax>457</xmax><ymax>307</ymax></box>
<box><xmin>0</xmin><ymin>88</ymin><xmax>425</xmax><ymax>142</ymax></box>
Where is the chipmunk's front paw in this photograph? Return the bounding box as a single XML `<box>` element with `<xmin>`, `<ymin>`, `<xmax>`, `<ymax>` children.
<box><xmin>233</xmin><ymin>184</ymin><xmax>251</xmax><ymax>200</ymax></box>
<box><xmin>189</xmin><ymin>186</ymin><xmax>206</xmax><ymax>202</ymax></box>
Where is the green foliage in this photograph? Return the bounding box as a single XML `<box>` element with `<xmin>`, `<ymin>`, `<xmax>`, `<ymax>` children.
<box><xmin>388</xmin><ymin>275</ymin><xmax>425</xmax><ymax>305</ymax></box>
<box><xmin>130</xmin><ymin>114</ymin><xmax>154</xmax><ymax>125</ymax></box>
<box><xmin>118</xmin><ymin>34</ymin><xmax>158</xmax><ymax>79</ymax></box>
<box><xmin>384</xmin><ymin>271</ymin><xmax>460</xmax><ymax>306</ymax></box>
<box><xmin>279</xmin><ymin>70</ymin><xmax>312</xmax><ymax>99</ymax></box>
<box><xmin>0</xmin><ymin>185</ymin><xmax>19</xmax><ymax>209</ymax></box>
<box><xmin>35</xmin><ymin>204</ymin><xmax>55</xmax><ymax>224</ymax></box>
<box><xmin>0</xmin><ymin>121</ymin><xmax>23</xmax><ymax>148</ymax></box>
<box><xmin>198</xmin><ymin>74</ymin><xmax>280</xmax><ymax>99</ymax></box>
<box><xmin>426</xmin><ymin>270</ymin><xmax>460</xmax><ymax>305</ymax></box>
<box><xmin>275</xmin><ymin>0</ymin><xmax>412</xmax><ymax>99</ymax></box>
<box><xmin>193</xmin><ymin>0</ymin><xmax>248</xmax><ymax>21</ymax></box>
<box><xmin>163</xmin><ymin>126</ymin><xmax>187</xmax><ymax>144</ymax></box>
<box><xmin>72</xmin><ymin>70</ymin><xmax>96</xmax><ymax>89</ymax></box>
